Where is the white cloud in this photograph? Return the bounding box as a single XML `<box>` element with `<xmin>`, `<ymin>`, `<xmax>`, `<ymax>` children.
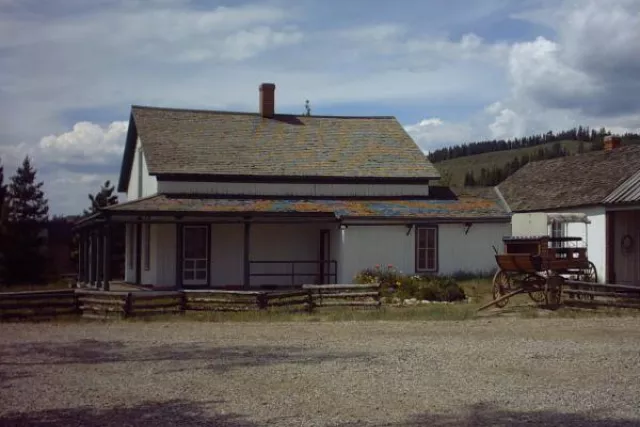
<box><xmin>405</xmin><ymin>118</ymin><xmax>477</xmax><ymax>152</ymax></box>
<box><xmin>39</xmin><ymin>121</ymin><xmax>128</xmax><ymax>165</ymax></box>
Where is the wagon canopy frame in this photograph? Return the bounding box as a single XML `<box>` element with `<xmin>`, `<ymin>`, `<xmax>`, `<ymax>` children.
<box><xmin>545</xmin><ymin>212</ymin><xmax>591</xmax><ymax>224</ymax></box>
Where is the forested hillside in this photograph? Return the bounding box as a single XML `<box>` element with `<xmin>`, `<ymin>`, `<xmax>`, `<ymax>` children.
<box><xmin>429</xmin><ymin>127</ymin><xmax>640</xmax><ymax>187</ymax></box>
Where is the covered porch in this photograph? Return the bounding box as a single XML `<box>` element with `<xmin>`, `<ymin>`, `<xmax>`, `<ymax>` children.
<box><xmin>74</xmin><ymin>210</ymin><xmax>340</xmax><ymax>291</ymax></box>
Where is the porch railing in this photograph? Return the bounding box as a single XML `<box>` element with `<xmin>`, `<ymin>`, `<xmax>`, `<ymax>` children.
<box><xmin>249</xmin><ymin>260</ymin><xmax>337</xmax><ymax>287</ymax></box>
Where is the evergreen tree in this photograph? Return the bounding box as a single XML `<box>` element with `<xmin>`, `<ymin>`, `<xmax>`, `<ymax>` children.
<box><xmin>4</xmin><ymin>156</ymin><xmax>49</xmax><ymax>284</ymax></box>
<box><xmin>0</xmin><ymin>158</ymin><xmax>7</xmax><ymax>282</ymax></box>
<box><xmin>304</xmin><ymin>100</ymin><xmax>311</xmax><ymax>116</ymax></box>
<box><xmin>84</xmin><ymin>180</ymin><xmax>118</xmax><ymax>215</ymax></box>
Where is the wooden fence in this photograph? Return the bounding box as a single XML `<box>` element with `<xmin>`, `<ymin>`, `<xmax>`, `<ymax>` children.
<box><xmin>0</xmin><ymin>289</ymin><xmax>78</xmax><ymax>320</ymax></box>
<box><xmin>563</xmin><ymin>280</ymin><xmax>640</xmax><ymax>309</ymax></box>
<box><xmin>302</xmin><ymin>284</ymin><xmax>382</xmax><ymax>308</ymax></box>
<box><xmin>0</xmin><ymin>284</ymin><xmax>380</xmax><ymax>320</ymax></box>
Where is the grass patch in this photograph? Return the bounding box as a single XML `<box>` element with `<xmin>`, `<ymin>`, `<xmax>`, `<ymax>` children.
<box><xmin>124</xmin><ymin>304</ymin><xmax>480</xmax><ymax>323</ymax></box>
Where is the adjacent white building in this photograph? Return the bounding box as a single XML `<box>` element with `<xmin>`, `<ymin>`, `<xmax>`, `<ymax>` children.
<box><xmin>497</xmin><ymin>136</ymin><xmax>640</xmax><ymax>285</ymax></box>
<box><xmin>76</xmin><ymin>83</ymin><xmax>511</xmax><ymax>290</ymax></box>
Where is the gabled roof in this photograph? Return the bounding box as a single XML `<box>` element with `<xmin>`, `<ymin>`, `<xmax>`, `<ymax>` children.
<box><xmin>117</xmin><ymin>106</ymin><xmax>440</xmax><ymax>192</ymax></box>
<box><xmin>497</xmin><ymin>145</ymin><xmax>640</xmax><ymax>212</ymax></box>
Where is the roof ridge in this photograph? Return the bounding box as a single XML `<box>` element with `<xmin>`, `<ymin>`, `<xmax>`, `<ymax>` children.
<box><xmin>131</xmin><ymin>104</ymin><xmax>396</xmax><ymax>120</ymax></box>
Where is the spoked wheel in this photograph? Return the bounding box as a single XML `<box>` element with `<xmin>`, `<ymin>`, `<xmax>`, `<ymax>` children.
<box><xmin>577</xmin><ymin>261</ymin><xmax>597</xmax><ymax>300</ymax></box>
<box><xmin>492</xmin><ymin>269</ymin><xmax>513</xmax><ymax>308</ymax></box>
<box><xmin>525</xmin><ymin>274</ymin><xmax>547</xmax><ymax>303</ymax></box>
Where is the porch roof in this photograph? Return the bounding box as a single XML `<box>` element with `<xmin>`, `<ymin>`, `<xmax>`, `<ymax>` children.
<box><xmin>89</xmin><ymin>193</ymin><xmax>510</xmax><ymax>222</ymax></box>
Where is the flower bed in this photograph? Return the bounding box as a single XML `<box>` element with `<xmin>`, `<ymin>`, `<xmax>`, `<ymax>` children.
<box><xmin>353</xmin><ymin>265</ymin><xmax>466</xmax><ymax>303</ymax></box>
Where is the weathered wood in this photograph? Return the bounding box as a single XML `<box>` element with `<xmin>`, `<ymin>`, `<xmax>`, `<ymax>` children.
<box><xmin>565</xmin><ymin>281</ymin><xmax>640</xmax><ymax>292</ymax></box>
<box><xmin>0</xmin><ymin>301</ymin><xmax>78</xmax><ymax>310</ymax></box>
<box><xmin>266</xmin><ymin>299</ymin><xmax>310</xmax><ymax>307</ymax></box>
<box><xmin>477</xmin><ymin>288</ymin><xmax>525</xmax><ymax>312</ymax></box>
<box><xmin>76</xmin><ymin>290</ymin><xmax>131</xmax><ymax>297</ymax></box>
<box><xmin>183</xmin><ymin>289</ymin><xmax>264</xmax><ymax>296</ymax></box>
<box><xmin>130</xmin><ymin>291</ymin><xmax>183</xmax><ymax>299</ymax></box>
<box><xmin>80</xmin><ymin>305</ymin><xmax>126</xmax><ymax>313</ymax></box>
<box><xmin>563</xmin><ymin>289</ymin><xmax>640</xmax><ymax>299</ymax></box>
<box><xmin>131</xmin><ymin>301</ymin><xmax>183</xmax><ymax>310</ymax></box>
<box><xmin>0</xmin><ymin>289</ymin><xmax>75</xmax><ymax>298</ymax></box>
<box><xmin>564</xmin><ymin>299</ymin><xmax>640</xmax><ymax>310</ymax></box>
<box><xmin>312</xmin><ymin>292</ymin><xmax>379</xmax><ymax>299</ymax></box>
<box><xmin>314</xmin><ymin>301</ymin><xmax>380</xmax><ymax>307</ymax></box>
<box><xmin>77</xmin><ymin>297</ymin><xmax>126</xmax><ymax>306</ymax></box>
<box><xmin>303</xmin><ymin>284</ymin><xmax>380</xmax><ymax>290</ymax></box>
<box><xmin>185</xmin><ymin>297</ymin><xmax>259</xmax><ymax>304</ymax></box>
<box><xmin>266</xmin><ymin>291</ymin><xmax>310</xmax><ymax>299</ymax></box>
<box><xmin>185</xmin><ymin>305</ymin><xmax>254</xmax><ymax>312</ymax></box>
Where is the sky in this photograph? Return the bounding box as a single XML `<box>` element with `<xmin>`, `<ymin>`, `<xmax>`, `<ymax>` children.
<box><xmin>1</xmin><ymin>0</ymin><xmax>640</xmax><ymax>215</ymax></box>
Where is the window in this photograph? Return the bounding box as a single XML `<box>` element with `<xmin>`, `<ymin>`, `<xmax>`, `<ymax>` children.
<box><xmin>127</xmin><ymin>224</ymin><xmax>134</xmax><ymax>269</ymax></box>
<box><xmin>144</xmin><ymin>224</ymin><xmax>151</xmax><ymax>271</ymax></box>
<box><xmin>416</xmin><ymin>226</ymin><xmax>438</xmax><ymax>272</ymax></box>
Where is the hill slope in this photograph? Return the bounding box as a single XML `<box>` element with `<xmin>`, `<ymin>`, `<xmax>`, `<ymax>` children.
<box><xmin>433</xmin><ymin>140</ymin><xmax>593</xmax><ymax>187</ymax></box>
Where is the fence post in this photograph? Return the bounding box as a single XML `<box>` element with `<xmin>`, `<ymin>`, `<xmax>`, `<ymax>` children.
<box><xmin>124</xmin><ymin>292</ymin><xmax>132</xmax><ymax>318</ymax></box>
<box><xmin>307</xmin><ymin>289</ymin><xmax>314</xmax><ymax>313</ymax></box>
<box><xmin>376</xmin><ymin>283</ymin><xmax>382</xmax><ymax>309</ymax></box>
<box><xmin>257</xmin><ymin>292</ymin><xmax>268</xmax><ymax>310</ymax></box>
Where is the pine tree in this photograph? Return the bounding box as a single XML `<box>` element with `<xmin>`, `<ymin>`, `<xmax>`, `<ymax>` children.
<box><xmin>4</xmin><ymin>156</ymin><xmax>49</xmax><ymax>284</ymax></box>
<box><xmin>0</xmin><ymin>158</ymin><xmax>7</xmax><ymax>283</ymax></box>
<box><xmin>84</xmin><ymin>180</ymin><xmax>118</xmax><ymax>215</ymax></box>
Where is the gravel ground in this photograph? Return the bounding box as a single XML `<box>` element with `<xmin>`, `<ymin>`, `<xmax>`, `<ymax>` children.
<box><xmin>2</xmin><ymin>318</ymin><xmax>640</xmax><ymax>426</ymax></box>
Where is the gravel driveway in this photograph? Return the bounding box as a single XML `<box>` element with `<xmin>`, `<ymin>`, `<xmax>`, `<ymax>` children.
<box><xmin>2</xmin><ymin>318</ymin><xmax>640</xmax><ymax>426</ymax></box>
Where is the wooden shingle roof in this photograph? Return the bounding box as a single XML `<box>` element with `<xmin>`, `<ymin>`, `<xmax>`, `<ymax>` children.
<box><xmin>117</xmin><ymin>105</ymin><xmax>440</xmax><ymax>191</ymax></box>
<box><xmin>497</xmin><ymin>145</ymin><xmax>640</xmax><ymax>212</ymax></box>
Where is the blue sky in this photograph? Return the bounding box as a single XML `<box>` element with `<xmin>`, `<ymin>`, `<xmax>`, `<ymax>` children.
<box><xmin>1</xmin><ymin>0</ymin><xmax>639</xmax><ymax>215</ymax></box>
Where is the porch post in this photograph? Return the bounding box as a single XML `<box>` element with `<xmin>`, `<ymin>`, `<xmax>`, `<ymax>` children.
<box><xmin>77</xmin><ymin>231</ymin><xmax>85</xmax><ymax>284</ymax></box>
<box><xmin>83</xmin><ymin>230</ymin><xmax>90</xmax><ymax>286</ymax></box>
<box><xmin>135</xmin><ymin>223</ymin><xmax>142</xmax><ymax>285</ymax></box>
<box><xmin>96</xmin><ymin>226</ymin><xmax>104</xmax><ymax>289</ymax></box>
<box><xmin>103</xmin><ymin>222</ymin><xmax>112</xmax><ymax>291</ymax></box>
<box><xmin>243</xmin><ymin>219</ymin><xmax>251</xmax><ymax>289</ymax></box>
<box><xmin>90</xmin><ymin>229</ymin><xmax>98</xmax><ymax>287</ymax></box>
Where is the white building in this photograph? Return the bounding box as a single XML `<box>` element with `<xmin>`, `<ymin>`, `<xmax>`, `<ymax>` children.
<box><xmin>77</xmin><ymin>83</ymin><xmax>510</xmax><ymax>290</ymax></box>
<box><xmin>496</xmin><ymin>136</ymin><xmax>640</xmax><ymax>285</ymax></box>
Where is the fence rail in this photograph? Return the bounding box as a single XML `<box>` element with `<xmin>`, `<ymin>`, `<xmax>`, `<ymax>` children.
<box><xmin>563</xmin><ymin>280</ymin><xmax>640</xmax><ymax>309</ymax></box>
<box><xmin>303</xmin><ymin>283</ymin><xmax>382</xmax><ymax>308</ymax></box>
<box><xmin>0</xmin><ymin>284</ymin><xmax>381</xmax><ymax>320</ymax></box>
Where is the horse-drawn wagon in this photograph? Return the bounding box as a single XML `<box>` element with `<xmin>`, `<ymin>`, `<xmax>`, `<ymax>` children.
<box><xmin>479</xmin><ymin>212</ymin><xmax>597</xmax><ymax>311</ymax></box>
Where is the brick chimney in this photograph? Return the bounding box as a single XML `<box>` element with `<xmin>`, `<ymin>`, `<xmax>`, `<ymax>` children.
<box><xmin>259</xmin><ymin>83</ymin><xmax>275</xmax><ymax>118</ymax></box>
<box><xmin>604</xmin><ymin>135</ymin><xmax>622</xmax><ymax>151</ymax></box>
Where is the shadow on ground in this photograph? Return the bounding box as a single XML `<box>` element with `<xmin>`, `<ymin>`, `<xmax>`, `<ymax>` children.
<box><xmin>0</xmin><ymin>339</ymin><xmax>375</xmax><ymax>373</ymax></box>
<box><xmin>336</xmin><ymin>402</ymin><xmax>640</xmax><ymax>427</ymax></box>
<box><xmin>0</xmin><ymin>399</ymin><xmax>264</xmax><ymax>427</ymax></box>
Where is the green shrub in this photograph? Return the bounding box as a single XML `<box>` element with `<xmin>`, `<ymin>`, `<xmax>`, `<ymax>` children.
<box><xmin>354</xmin><ymin>266</ymin><xmax>466</xmax><ymax>302</ymax></box>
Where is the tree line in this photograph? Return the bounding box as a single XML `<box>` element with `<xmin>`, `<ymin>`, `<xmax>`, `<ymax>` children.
<box><xmin>427</xmin><ymin>126</ymin><xmax>640</xmax><ymax>163</ymax></box>
<box><xmin>463</xmin><ymin>142</ymin><xmax>572</xmax><ymax>186</ymax></box>
<box><xmin>0</xmin><ymin>155</ymin><xmax>120</xmax><ymax>286</ymax></box>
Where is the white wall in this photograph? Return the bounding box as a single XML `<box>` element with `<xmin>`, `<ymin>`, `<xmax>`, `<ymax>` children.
<box><xmin>210</xmin><ymin>224</ymin><xmax>244</xmax><ymax>287</ymax></box>
<box><xmin>124</xmin><ymin>223</ymin><xmax>136</xmax><ymax>283</ymax></box>
<box><xmin>127</xmin><ymin>138</ymin><xmax>157</xmax><ymax>201</ymax></box>
<box><xmin>438</xmin><ymin>222</ymin><xmax>510</xmax><ymax>275</ymax></box>
<box><xmin>338</xmin><ymin>222</ymin><xmax>509</xmax><ymax>283</ymax></box>
<box><xmin>154</xmin><ymin>224</ymin><xmax>176</xmax><ymax>288</ymax></box>
<box><xmin>158</xmin><ymin>180</ymin><xmax>430</xmax><ymax>197</ymax></box>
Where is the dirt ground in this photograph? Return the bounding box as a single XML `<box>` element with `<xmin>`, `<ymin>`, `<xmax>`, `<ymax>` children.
<box><xmin>2</xmin><ymin>318</ymin><xmax>640</xmax><ymax>426</ymax></box>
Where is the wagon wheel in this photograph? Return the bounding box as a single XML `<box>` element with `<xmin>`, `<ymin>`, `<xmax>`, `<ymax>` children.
<box><xmin>525</xmin><ymin>274</ymin><xmax>547</xmax><ymax>303</ymax></box>
<box><xmin>492</xmin><ymin>269</ymin><xmax>513</xmax><ymax>308</ymax></box>
<box><xmin>576</xmin><ymin>261</ymin><xmax>597</xmax><ymax>300</ymax></box>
